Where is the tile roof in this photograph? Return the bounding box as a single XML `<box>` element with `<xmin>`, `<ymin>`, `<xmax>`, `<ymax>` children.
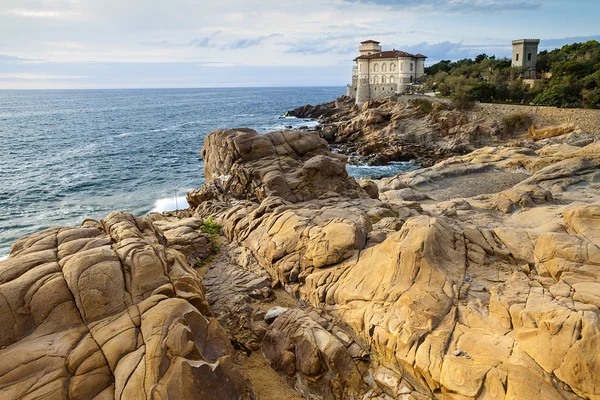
<box><xmin>354</xmin><ymin>50</ymin><xmax>427</xmax><ymax>60</ymax></box>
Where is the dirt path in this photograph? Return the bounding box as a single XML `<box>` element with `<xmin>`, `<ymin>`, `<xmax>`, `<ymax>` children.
<box><xmin>197</xmin><ymin>236</ymin><xmax>306</xmax><ymax>399</ymax></box>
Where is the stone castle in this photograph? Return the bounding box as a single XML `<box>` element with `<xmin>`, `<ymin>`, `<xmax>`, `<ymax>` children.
<box><xmin>346</xmin><ymin>40</ymin><xmax>427</xmax><ymax>105</ymax></box>
<box><xmin>511</xmin><ymin>38</ymin><xmax>540</xmax><ymax>79</ymax></box>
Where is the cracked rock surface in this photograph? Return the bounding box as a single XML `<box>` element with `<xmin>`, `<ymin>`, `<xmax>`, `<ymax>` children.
<box><xmin>0</xmin><ymin>212</ymin><xmax>252</xmax><ymax>399</ymax></box>
<box><xmin>189</xmin><ymin>128</ymin><xmax>600</xmax><ymax>399</ymax></box>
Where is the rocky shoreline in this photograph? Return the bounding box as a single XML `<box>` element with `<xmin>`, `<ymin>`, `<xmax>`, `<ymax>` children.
<box><xmin>1</xmin><ymin>99</ymin><xmax>600</xmax><ymax>399</ymax></box>
<box><xmin>286</xmin><ymin>95</ymin><xmax>598</xmax><ymax>168</ymax></box>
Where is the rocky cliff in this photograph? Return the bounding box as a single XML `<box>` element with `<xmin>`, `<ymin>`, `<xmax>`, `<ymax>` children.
<box><xmin>187</xmin><ymin>128</ymin><xmax>600</xmax><ymax>399</ymax></box>
<box><xmin>286</xmin><ymin>95</ymin><xmax>598</xmax><ymax>167</ymax></box>
<box><xmin>2</xmin><ymin>126</ymin><xmax>600</xmax><ymax>399</ymax></box>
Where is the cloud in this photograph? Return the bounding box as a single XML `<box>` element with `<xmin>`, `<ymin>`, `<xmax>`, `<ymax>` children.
<box><xmin>539</xmin><ymin>35</ymin><xmax>600</xmax><ymax>49</ymax></box>
<box><xmin>146</xmin><ymin>32</ymin><xmax>283</xmax><ymax>50</ymax></box>
<box><xmin>0</xmin><ymin>73</ymin><xmax>86</xmax><ymax>80</ymax></box>
<box><xmin>342</xmin><ymin>0</ymin><xmax>543</xmax><ymax>13</ymax></box>
<box><xmin>0</xmin><ymin>54</ymin><xmax>41</xmax><ymax>64</ymax></box>
<box><xmin>186</xmin><ymin>32</ymin><xmax>222</xmax><ymax>48</ymax></box>
<box><xmin>7</xmin><ymin>8</ymin><xmax>80</xmax><ymax>19</ymax></box>
<box><xmin>48</xmin><ymin>41</ymin><xmax>86</xmax><ymax>50</ymax></box>
<box><xmin>225</xmin><ymin>34</ymin><xmax>283</xmax><ymax>49</ymax></box>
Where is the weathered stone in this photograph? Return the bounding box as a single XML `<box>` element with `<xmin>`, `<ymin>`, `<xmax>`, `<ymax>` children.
<box><xmin>0</xmin><ymin>212</ymin><xmax>253</xmax><ymax>399</ymax></box>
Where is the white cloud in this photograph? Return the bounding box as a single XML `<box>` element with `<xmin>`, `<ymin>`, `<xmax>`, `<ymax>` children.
<box><xmin>0</xmin><ymin>73</ymin><xmax>86</xmax><ymax>80</ymax></box>
<box><xmin>0</xmin><ymin>0</ymin><xmax>597</xmax><ymax>88</ymax></box>
<box><xmin>7</xmin><ymin>8</ymin><xmax>80</xmax><ymax>19</ymax></box>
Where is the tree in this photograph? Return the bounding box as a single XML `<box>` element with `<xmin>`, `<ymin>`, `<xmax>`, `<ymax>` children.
<box><xmin>475</xmin><ymin>53</ymin><xmax>489</xmax><ymax>63</ymax></box>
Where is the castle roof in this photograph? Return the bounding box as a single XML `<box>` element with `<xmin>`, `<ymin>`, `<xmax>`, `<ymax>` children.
<box><xmin>360</xmin><ymin>40</ymin><xmax>380</xmax><ymax>44</ymax></box>
<box><xmin>354</xmin><ymin>50</ymin><xmax>427</xmax><ymax>61</ymax></box>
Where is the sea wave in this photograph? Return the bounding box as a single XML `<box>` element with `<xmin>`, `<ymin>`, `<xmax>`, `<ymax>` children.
<box><xmin>116</xmin><ymin>120</ymin><xmax>203</xmax><ymax>138</ymax></box>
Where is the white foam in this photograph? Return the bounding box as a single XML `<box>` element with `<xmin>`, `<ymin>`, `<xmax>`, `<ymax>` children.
<box><xmin>0</xmin><ymin>255</ymin><xmax>8</xmax><ymax>262</ymax></box>
<box><xmin>151</xmin><ymin>196</ymin><xmax>189</xmax><ymax>212</ymax></box>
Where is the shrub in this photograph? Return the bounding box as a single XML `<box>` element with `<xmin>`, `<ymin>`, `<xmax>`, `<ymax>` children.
<box><xmin>451</xmin><ymin>88</ymin><xmax>475</xmax><ymax>110</ymax></box>
<box><xmin>501</xmin><ymin>113</ymin><xmax>533</xmax><ymax>133</ymax></box>
<box><xmin>533</xmin><ymin>84</ymin><xmax>582</xmax><ymax>108</ymax></box>
<box><xmin>200</xmin><ymin>216</ymin><xmax>222</xmax><ymax>236</ymax></box>
<box><xmin>412</xmin><ymin>98</ymin><xmax>433</xmax><ymax>114</ymax></box>
<box><xmin>470</xmin><ymin>82</ymin><xmax>496</xmax><ymax>102</ymax></box>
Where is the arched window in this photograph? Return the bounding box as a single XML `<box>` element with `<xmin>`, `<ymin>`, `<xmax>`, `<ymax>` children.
<box><xmin>382</xmin><ymin>76</ymin><xmax>386</xmax><ymax>84</ymax></box>
<box><xmin>373</xmin><ymin>63</ymin><xmax>379</xmax><ymax>72</ymax></box>
<box><xmin>390</xmin><ymin>76</ymin><xmax>394</xmax><ymax>83</ymax></box>
<box><xmin>382</xmin><ymin>63</ymin><xmax>387</xmax><ymax>72</ymax></box>
<box><xmin>390</xmin><ymin>63</ymin><xmax>396</xmax><ymax>71</ymax></box>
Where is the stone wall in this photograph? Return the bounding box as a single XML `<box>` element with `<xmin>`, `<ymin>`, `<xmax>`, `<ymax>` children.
<box><xmin>476</xmin><ymin>102</ymin><xmax>600</xmax><ymax>134</ymax></box>
<box><xmin>369</xmin><ymin>84</ymin><xmax>398</xmax><ymax>100</ymax></box>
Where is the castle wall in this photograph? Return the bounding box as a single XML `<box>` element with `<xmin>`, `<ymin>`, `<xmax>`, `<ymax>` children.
<box><xmin>347</xmin><ymin>84</ymin><xmax>357</xmax><ymax>98</ymax></box>
<box><xmin>368</xmin><ymin>84</ymin><xmax>398</xmax><ymax>100</ymax></box>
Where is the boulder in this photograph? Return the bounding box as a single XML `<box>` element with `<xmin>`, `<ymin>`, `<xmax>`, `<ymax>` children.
<box><xmin>188</xmin><ymin>129</ymin><xmax>361</xmax><ymax>206</ymax></box>
<box><xmin>0</xmin><ymin>212</ymin><xmax>253</xmax><ymax>399</ymax></box>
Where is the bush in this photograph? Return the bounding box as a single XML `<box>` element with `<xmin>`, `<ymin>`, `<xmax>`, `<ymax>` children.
<box><xmin>200</xmin><ymin>216</ymin><xmax>222</xmax><ymax>236</ymax></box>
<box><xmin>501</xmin><ymin>113</ymin><xmax>533</xmax><ymax>133</ymax></box>
<box><xmin>470</xmin><ymin>82</ymin><xmax>496</xmax><ymax>102</ymax></box>
<box><xmin>412</xmin><ymin>98</ymin><xmax>433</xmax><ymax>114</ymax></box>
<box><xmin>451</xmin><ymin>88</ymin><xmax>475</xmax><ymax>110</ymax></box>
<box><xmin>533</xmin><ymin>85</ymin><xmax>582</xmax><ymax>107</ymax></box>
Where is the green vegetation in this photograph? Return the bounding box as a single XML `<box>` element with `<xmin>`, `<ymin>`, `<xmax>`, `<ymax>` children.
<box><xmin>200</xmin><ymin>216</ymin><xmax>222</xmax><ymax>236</ymax></box>
<box><xmin>501</xmin><ymin>113</ymin><xmax>533</xmax><ymax>133</ymax></box>
<box><xmin>425</xmin><ymin>40</ymin><xmax>600</xmax><ymax>109</ymax></box>
<box><xmin>412</xmin><ymin>98</ymin><xmax>433</xmax><ymax>113</ymax></box>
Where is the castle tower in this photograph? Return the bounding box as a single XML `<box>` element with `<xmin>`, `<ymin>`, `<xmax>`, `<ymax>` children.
<box><xmin>512</xmin><ymin>39</ymin><xmax>540</xmax><ymax>78</ymax></box>
<box><xmin>359</xmin><ymin>40</ymin><xmax>382</xmax><ymax>56</ymax></box>
<box><xmin>355</xmin><ymin>58</ymin><xmax>370</xmax><ymax>106</ymax></box>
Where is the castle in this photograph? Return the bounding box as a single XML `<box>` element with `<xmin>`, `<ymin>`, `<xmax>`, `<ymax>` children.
<box><xmin>346</xmin><ymin>40</ymin><xmax>427</xmax><ymax>106</ymax></box>
<box><xmin>511</xmin><ymin>39</ymin><xmax>540</xmax><ymax>79</ymax></box>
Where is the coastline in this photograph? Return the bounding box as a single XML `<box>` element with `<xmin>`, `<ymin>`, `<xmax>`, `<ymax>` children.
<box><xmin>2</xmin><ymin>101</ymin><xmax>600</xmax><ymax>398</ymax></box>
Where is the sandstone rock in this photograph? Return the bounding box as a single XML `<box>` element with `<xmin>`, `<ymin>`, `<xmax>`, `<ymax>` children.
<box><xmin>186</xmin><ymin>129</ymin><xmax>600</xmax><ymax>399</ymax></box>
<box><xmin>262</xmin><ymin>309</ymin><xmax>367</xmax><ymax>399</ymax></box>
<box><xmin>187</xmin><ymin>128</ymin><xmax>361</xmax><ymax>206</ymax></box>
<box><xmin>358</xmin><ymin>179</ymin><xmax>379</xmax><ymax>199</ymax></box>
<box><xmin>0</xmin><ymin>212</ymin><xmax>253</xmax><ymax>399</ymax></box>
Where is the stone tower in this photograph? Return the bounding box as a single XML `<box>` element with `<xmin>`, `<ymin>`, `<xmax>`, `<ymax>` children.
<box><xmin>512</xmin><ymin>39</ymin><xmax>540</xmax><ymax>78</ymax></box>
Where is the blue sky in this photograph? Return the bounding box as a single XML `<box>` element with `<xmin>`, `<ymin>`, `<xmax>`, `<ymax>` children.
<box><xmin>0</xmin><ymin>0</ymin><xmax>598</xmax><ymax>89</ymax></box>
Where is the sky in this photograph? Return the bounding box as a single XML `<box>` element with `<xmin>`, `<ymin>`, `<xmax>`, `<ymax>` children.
<box><xmin>0</xmin><ymin>0</ymin><xmax>599</xmax><ymax>89</ymax></box>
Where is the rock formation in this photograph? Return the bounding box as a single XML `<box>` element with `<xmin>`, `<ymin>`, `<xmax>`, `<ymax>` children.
<box><xmin>187</xmin><ymin>127</ymin><xmax>600</xmax><ymax>399</ymax></box>
<box><xmin>286</xmin><ymin>95</ymin><xmax>599</xmax><ymax>167</ymax></box>
<box><xmin>0</xmin><ymin>213</ymin><xmax>252</xmax><ymax>399</ymax></box>
<box><xmin>3</xmin><ymin>120</ymin><xmax>600</xmax><ymax>399</ymax></box>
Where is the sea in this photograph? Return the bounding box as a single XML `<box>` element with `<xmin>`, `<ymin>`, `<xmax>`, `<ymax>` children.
<box><xmin>0</xmin><ymin>87</ymin><xmax>415</xmax><ymax>258</ymax></box>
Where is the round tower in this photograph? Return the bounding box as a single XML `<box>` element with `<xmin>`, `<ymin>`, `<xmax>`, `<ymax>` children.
<box><xmin>355</xmin><ymin>59</ymin><xmax>370</xmax><ymax>106</ymax></box>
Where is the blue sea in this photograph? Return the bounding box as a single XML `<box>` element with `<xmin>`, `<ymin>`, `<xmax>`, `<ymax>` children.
<box><xmin>0</xmin><ymin>87</ymin><xmax>414</xmax><ymax>258</ymax></box>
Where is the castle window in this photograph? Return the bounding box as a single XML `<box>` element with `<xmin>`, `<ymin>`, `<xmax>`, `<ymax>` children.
<box><xmin>528</xmin><ymin>53</ymin><xmax>532</xmax><ymax>61</ymax></box>
<box><xmin>359</xmin><ymin>64</ymin><xmax>363</xmax><ymax>72</ymax></box>
<box><xmin>410</xmin><ymin>63</ymin><xmax>413</xmax><ymax>71</ymax></box>
<box><xmin>390</xmin><ymin>76</ymin><xmax>394</xmax><ymax>83</ymax></box>
<box><xmin>382</xmin><ymin>76</ymin><xmax>386</xmax><ymax>83</ymax></box>
<box><xmin>400</xmin><ymin>63</ymin><xmax>403</xmax><ymax>71</ymax></box>
<box><xmin>382</xmin><ymin>63</ymin><xmax>387</xmax><ymax>72</ymax></box>
<box><xmin>373</xmin><ymin>63</ymin><xmax>379</xmax><ymax>72</ymax></box>
<box><xmin>390</xmin><ymin>63</ymin><xmax>395</xmax><ymax>71</ymax></box>
<box><xmin>516</xmin><ymin>53</ymin><xmax>519</xmax><ymax>61</ymax></box>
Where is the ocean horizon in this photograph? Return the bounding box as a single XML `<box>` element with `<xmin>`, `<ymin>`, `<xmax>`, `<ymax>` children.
<box><xmin>0</xmin><ymin>86</ymin><xmax>414</xmax><ymax>258</ymax></box>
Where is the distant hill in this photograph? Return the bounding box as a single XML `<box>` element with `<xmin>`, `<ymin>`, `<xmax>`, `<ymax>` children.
<box><xmin>424</xmin><ymin>40</ymin><xmax>600</xmax><ymax>109</ymax></box>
